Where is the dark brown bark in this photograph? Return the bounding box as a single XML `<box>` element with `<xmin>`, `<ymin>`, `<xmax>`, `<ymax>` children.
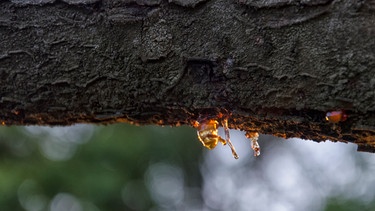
<box><xmin>1</xmin><ymin>0</ymin><xmax>375</xmax><ymax>152</ymax></box>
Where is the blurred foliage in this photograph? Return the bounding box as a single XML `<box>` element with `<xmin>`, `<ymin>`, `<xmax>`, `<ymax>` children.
<box><xmin>0</xmin><ymin>124</ymin><xmax>202</xmax><ymax>211</ymax></box>
<box><xmin>325</xmin><ymin>198</ymin><xmax>375</xmax><ymax>211</ymax></box>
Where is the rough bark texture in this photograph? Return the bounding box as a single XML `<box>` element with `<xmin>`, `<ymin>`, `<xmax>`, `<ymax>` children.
<box><xmin>1</xmin><ymin>0</ymin><xmax>375</xmax><ymax>152</ymax></box>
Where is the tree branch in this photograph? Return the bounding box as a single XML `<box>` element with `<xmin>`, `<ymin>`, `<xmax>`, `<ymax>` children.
<box><xmin>1</xmin><ymin>0</ymin><xmax>375</xmax><ymax>152</ymax></box>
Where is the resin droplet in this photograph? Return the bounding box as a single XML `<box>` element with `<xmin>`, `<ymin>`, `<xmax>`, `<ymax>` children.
<box><xmin>194</xmin><ymin>119</ymin><xmax>225</xmax><ymax>150</ymax></box>
<box><xmin>221</xmin><ymin>119</ymin><xmax>239</xmax><ymax>159</ymax></box>
<box><xmin>246</xmin><ymin>132</ymin><xmax>260</xmax><ymax>157</ymax></box>
<box><xmin>325</xmin><ymin>110</ymin><xmax>347</xmax><ymax>123</ymax></box>
<box><xmin>194</xmin><ymin>118</ymin><xmax>239</xmax><ymax>159</ymax></box>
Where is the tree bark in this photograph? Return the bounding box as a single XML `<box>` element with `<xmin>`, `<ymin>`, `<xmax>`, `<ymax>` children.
<box><xmin>1</xmin><ymin>0</ymin><xmax>375</xmax><ymax>152</ymax></box>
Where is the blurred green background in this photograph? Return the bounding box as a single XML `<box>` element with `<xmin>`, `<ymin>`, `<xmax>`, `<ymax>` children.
<box><xmin>0</xmin><ymin>124</ymin><xmax>374</xmax><ymax>211</ymax></box>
